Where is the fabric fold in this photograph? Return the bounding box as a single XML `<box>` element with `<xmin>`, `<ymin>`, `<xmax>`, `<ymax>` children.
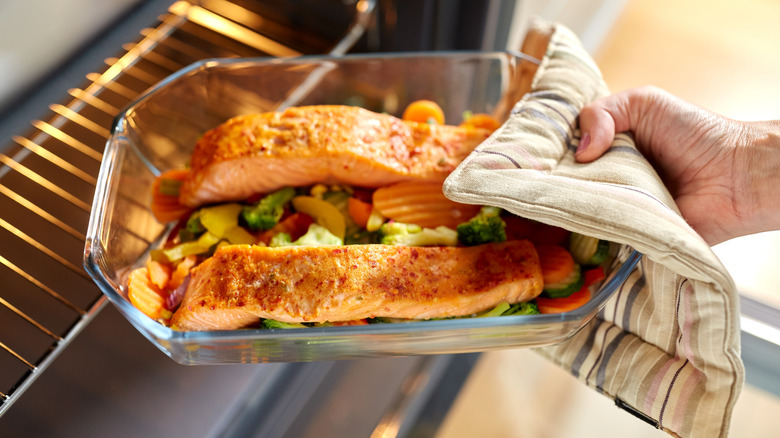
<box><xmin>443</xmin><ymin>20</ymin><xmax>743</xmax><ymax>438</ymax></box>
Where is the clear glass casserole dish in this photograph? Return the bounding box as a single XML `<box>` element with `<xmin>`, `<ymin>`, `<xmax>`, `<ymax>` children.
<box><xmin>84</xmin><ymin>52</ymin><xmax>642</xmax><ymax>365</ymax></box>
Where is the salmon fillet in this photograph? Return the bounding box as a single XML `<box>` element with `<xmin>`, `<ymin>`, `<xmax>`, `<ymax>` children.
<box><xmin>178</xmin><ymin>105</ymin><xmax>491</xmax><ymax>208</ymax></box>
<box><xmin>170</xmin><ymin>241</ymin><xmax>543</xmax><ymax>331</ymax></box>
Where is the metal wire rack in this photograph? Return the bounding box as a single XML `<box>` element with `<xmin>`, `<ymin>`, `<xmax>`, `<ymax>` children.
<box><xmin>0</xmin><ymin>0</ymin><xmax>375</xmax><ymax>416</ymax></box>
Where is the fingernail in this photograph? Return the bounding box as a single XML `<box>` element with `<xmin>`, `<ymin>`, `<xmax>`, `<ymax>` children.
<box><xmin>576</xmin><ymin>132</ymin><xmax>590</xmax><ymax>155</ymax></box>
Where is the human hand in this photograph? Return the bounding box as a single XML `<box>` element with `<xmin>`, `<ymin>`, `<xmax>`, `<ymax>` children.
<box><xmin>575</xmin><ymin>85</ymin><xmax>780</xmax><ymax>245</ymax></box>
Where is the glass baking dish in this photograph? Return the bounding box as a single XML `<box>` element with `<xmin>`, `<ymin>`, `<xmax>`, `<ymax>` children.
<box><xmin>84</xmin><ymin>52</ymin><xmax>642</xmax><ymax>365</ymax></box>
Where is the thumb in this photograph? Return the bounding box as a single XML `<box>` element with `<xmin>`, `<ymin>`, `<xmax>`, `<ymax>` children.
<box><xmin>575</xmin><ymin>100</ymin><xmax>619</xmax><ymax>163</ymax></box>
<box><xmin>575</xmin><ymin>88</ymin><xmax>644</xmax><ymax>163</ymax></box>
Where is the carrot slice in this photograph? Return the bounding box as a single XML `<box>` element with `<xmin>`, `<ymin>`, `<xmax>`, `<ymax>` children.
<box><xmin>537</xmin><ymin>287</ymin><xmax>591</xmax><ymax>314</ymax></box>
<box><xmin>536</xmin><ymin>244</ymin><xmax>577</xmax><ymax>286</ymax></box>
<box><xmin>128</xmin><ymin>267</ymin><xmax>166</xmax><ymax>319</ymax></box>
<box><xmin>169</xmin><ymin>255</ymin><xmax>197</xmax><ymax>290</ymax></box>
<box><xmin>372</xmin><ymin>181</ymin><xmax>481</xmax><ymax>229</ymax></box>
<box><xmin>348</xmin><ymin>197</ymin><xmax>373</xmax><ymax>229</ymax></box>
<box><xmin>460</xmin><ymin>113</ymin><xmax>501</xmax><ymax>132</ymax></box>
<box><xmin>151</xmin><ymin>169</ymin><xmax>192</xmax><ymax>223</ymax></box>
<box><xmin>402</xmin><ymin>100</ymin><xmax>445</xmax><ymax>124</ymax></box>
<box><xmin>146</xmin><ymin>259</ymin><xmax>171</xmax><ymax>290</ymax></box>
<box><xmin>536</xmin><ymin>266</ymin><xmax>605</xmax><ymax>314</ymax></box>
<box><xmin>327</xmin><ymin>319</ymin><xmax>370</xmax><ymax>326</ymax></box>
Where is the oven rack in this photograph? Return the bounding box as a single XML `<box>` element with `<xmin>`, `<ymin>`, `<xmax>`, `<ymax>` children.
<box><xmin>0</xmin><ymin>0</ymin><xmax>375</xmax><ymax>416</ymax></box>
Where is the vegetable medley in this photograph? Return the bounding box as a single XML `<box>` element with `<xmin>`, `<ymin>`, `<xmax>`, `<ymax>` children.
<box><xmin>131</xmin><ymin>100</ymin><xmax>612</xmax><ymax>327</ymax></box>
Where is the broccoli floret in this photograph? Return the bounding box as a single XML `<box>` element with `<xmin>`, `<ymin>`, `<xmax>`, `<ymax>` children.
<box><xmin>295</xmin><ymin>223</ymin><xmax>344</xmax><ymax>246</ymax></box>
<box><xmin>241</xmin><ymin>187</ymin><xmax>296</xmax><ymax>231</ymax></box>
<box><xmin>379</xmin><ymin>222</ymin><xmax>458</xmax><ymax>247</ymax></box>
<box><xmin>456</xmin><ymin>206</ymin><xmax>507</xmax><ymax>246</ymax></box>
<box><xmin>478</xmin><ymin>301</ymin><xmax>539</xmax><ymax>318</ymax></box>
<box><xmin>269</xmin><ymin>232</ymin><xmax>294</xmax><ymax>247</ymax></box>
<box><xmin>269</xmin><ymin>224</ymin><xmax>344</xmax><ymax>247</ymax></box>
<box><xmin>504</xmin><ymin>301</ymin><xmax>540</xmax><ymax>316</ymax></box>
<box><xmin>185</xmin><ymin>210</ymin><xmax>206</xmax><ymax>234</ymax></box>
<box><xmin>262</xmin><ymin>319</ymin><xmax>307</xmax><ymax>329</ymax></box>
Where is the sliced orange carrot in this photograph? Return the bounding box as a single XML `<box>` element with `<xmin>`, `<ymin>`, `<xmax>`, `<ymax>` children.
<box><xmin>402</xmin><ymin>99</ymin><xmax>445</xmax><ymax>124</ymax></box>
<box><xmin>146</xmin><ymin>259</ymin><xmax>171</xmax><ymax>290</ymax></box>
<box><xmin>128</xmin><ymin>267</ymin><xmax>166</xmax><ymax>319</ymax></box>
<box><xmin>151</xmin><ymin>169</ymin><xmax>192</xmax><ymax>223</ymax></box>
<box><xmin>328</xmin><ymin>319</ymin><xmax>370</xmax><ymax>326</ymax></box>
<box><xmin>536</xmin><ymin>287</ymin><xmax>591</xmax><ymax>314</ymax></box>
<box><xmin>372</xmin><ymin>181</ymin><xmax>481</xmax><ymax>229</ymax></box>
<box><xmin>535</xmin><ymin>244</ymin><xmax>577</xmax><ymax>286</ymax></box>
<box><xmin>460</xmin><ymin>113</ymin><xmax>501</xmax><ymax>132</ymax></box>
<box><xmin>348</xmin><ymin>196</ymin><xmax>373</xmax><ymax>229</ymax></box>
<box><xmin>536</xmin><ymin>266</ymin><xmax>605</xmax><ymax>314</ymax></box>
<box><xmin>169</xmin><ymin>255</ymin><xmax>197</xmax><ymax>290</ymax></box>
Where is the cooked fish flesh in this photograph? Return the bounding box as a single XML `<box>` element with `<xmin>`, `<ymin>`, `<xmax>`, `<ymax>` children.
<box><xmin>170</xmin><ymin>241</ymin><xmax>543</xmax><ymax>331</ymax></box>
<box><xmin>178</xmin><ymin>105</ymin><xmax>491</xmax><ymax>208</ymax></box>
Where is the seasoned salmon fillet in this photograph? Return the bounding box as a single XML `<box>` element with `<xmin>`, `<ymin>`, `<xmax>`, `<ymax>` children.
<box><xmin>170</xmin><ymin>241</ymin><xmax>543</xmax><ymax>331</ymax></box>
<box><xmin>178</xmin><ymin>105</ymin><xmax>491</xmax><ymax>208</ymax></box>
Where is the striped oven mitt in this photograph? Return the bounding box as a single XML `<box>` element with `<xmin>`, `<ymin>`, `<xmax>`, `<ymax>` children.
<box><xmin>443</xmin><ymin>21</ymin><xmax>744</xmax><ymax>438</ymax></box>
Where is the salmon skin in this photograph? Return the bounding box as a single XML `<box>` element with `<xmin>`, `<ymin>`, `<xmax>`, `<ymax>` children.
<box><xmin>170</xmin><ymin>241</ymin><xmax>543</xmax><ymax>331</ymax></box>
<box><xmin>178</xmin><ymin>105</ymin><xmax>491</xmax><ymax>208</ymax></box>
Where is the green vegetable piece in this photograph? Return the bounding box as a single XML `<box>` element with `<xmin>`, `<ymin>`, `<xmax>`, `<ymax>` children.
<box><xmin>477</xmin><ymin>301</ymin><xmax>540</xmax><ymax>318</ymax></box>
<box><xmin>178</xmin><ymin>227</ymin><xmax>198</xmax><ymax>243</ymax></box>
<box><xmin>456</xmin><ymin>206</ymin><xmax>507</xmax><ymax>246</ymax></box>
<box><xmin>185</xmin><ymin>210</ymin><xmax>205</xmax><ymax>235</ymax></box>
<box><xmin>477</xmin><ymin>302</ymin><xmax>511</xmax><ymax>318</ymax></box>
<box><xmin>294</xmin><ymin>223</ymin><xmax>343</xmax><ymax>246</ymax></box>
<box><xmin>242</xmin><ymin>187</ymin><xmax>296</xmax><ymax>231</ymax></box>
<box><xmin>321</xmin><ymin>190</ymin><xmax>351</xmax><ymax>210</ymax></box>
<box><xmin>379</xmin><ymin>222</ymin><xmax>458</xmax><ymax>247</ymax></box>
<box><xmin>162</xmin><ymin>240</ymin><xmax>210</xmax><ymax>262</ymax></box>
<box><xmin>158</xmin><ymin>178</ymin><xmax>182</xmax><ymax>196</ymax></box>
<box><xmin>569</xmin><ymin>232</ymin><xmax>610</xmax><ymax>266</ymax></box>
<box><xmin>263</xmin><ymin>319</ymin><xmax>307</xmax><ymax>329</ymax></box>
<box><xmin>269</xmin><ymin>224</ymin><xmax>344</xmax><ymax>247</ymax></box>
<box><xmin>269</xmin><ymin>232</ymin><xmax>293</xmax><ymax>247</ymax></box>
<box><xmin>502</xmin><ymin>301</ymin><xmax>540</xmax><ymax>316</ymax></box>
<box><xmin>542</xmin><ymin>264</ymin><xmax>584</xmax><ymax>298</ymax></box>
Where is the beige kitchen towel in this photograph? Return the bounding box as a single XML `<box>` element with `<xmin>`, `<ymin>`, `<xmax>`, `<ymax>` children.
<box><xmin>443</xmin><ymin>21</ymin><xmax>744</xmax><ymax>438</ymax></box>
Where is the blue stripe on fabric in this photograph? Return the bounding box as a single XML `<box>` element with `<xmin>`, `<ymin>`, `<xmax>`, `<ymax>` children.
<box><xmin>513</xmin><ymin>107</ymin><xmax>574</xmax><ymax>150</ymax></box>
<box><xmin>526</xmin><ymin>91</ymin><xmax>579</xmax><ymax>113</ymax></box>
<box><xmin>473</xmin><ymin>149</ymin><xmax>523</xmax><ymax>169</ymax></box>
<box><xmin>594</xmin><ymin>330</ymin><xmax>630</xmax><ymax>393</ymax></box>
<box><xmin>539</xmin><ymin>100</ymin><xmax>575</xmax><ymax>132</ymax></box>
<box><xmin>621</xmin><ymin>271</ymin><xmax>646</xmax><ymax>332</ymax></box>
<box><xmin>571</xmin><ymin>322</ymin><xmax>601</xmax><ymax>379</ymax></box>
<box><xmin>582</xmin><ymin>325</ymin><xmax>622</xmax><ymax>392</ymax></box>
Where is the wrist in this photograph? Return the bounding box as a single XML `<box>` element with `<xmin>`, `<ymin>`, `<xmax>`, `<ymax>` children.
<box><xmin>734</xmin><ymin>120</ymin><xmax>780</xmax><ymax>237</ymax></box>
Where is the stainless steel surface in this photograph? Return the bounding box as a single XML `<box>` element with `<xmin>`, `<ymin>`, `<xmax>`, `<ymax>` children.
<box><xmin>0</xmin><ymin>0</ymin><xmax>376</xmax><ymax>416</ymax></box>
